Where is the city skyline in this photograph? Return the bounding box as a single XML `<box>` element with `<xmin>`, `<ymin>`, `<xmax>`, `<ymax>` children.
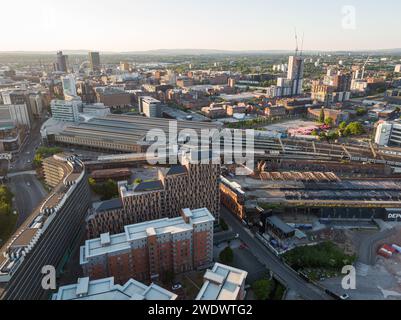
<box><xmin>1</xmin><ymin>0</ymin><xmax>401</xmax><ymax>52</ymax></box>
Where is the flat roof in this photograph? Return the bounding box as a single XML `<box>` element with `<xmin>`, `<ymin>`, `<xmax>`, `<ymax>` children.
<box><xmin>196</xmin><ymin>263</ymin><xmax>248</xmax><ymax>300</ymax></box>
<box><xmin>10</xmin><ymin>228</ymin><xmax>39</xmax><ymax>248</ymax></box>
<box><xmin>52</xmin><ymin>277</ymin><xmax>177</xmax><ymax>300</ymax></box>
<box><xmin>266</xmin><ymin>215</ymin><xmax>295</xmax><ymax>234</ymax></box>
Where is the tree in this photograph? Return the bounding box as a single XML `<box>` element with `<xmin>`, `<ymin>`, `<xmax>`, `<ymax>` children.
<box><xmin>252</xmin><ymin>279</ymin><xmax>272</xmax><ymax>300</ymax></box>
<box><xmin>219</xmin><ymin>247</ymin><xmax>234</xmax><ymax>265</ymax></box>
<box><xmin>356</xmin><ymin>107</ymin><xmax>367</xmax><ymax>116</ymax></box>
<box><xmin>34</xmin><ymin>147</ymin><xmax>63</xmax><ymax>168</ymax></box>
<box><xmin>134</xmin><ymin>178</ymin><xmax>143</xmax><ymax>184</ymax></box>
<box><xmin>344</xmin><ymin>122</ymin><xmax>365</xmax><ymax>136</ymax></box>
<box><xmin>339</xmin><ymin>121</ymin><xmax>347</xmax><ymax>130</ymax></box>
<box><xmin>319</xmin><ymin>108</ymin><xmax>325</xmax><ymax>123</ymax></box>
<box><xmin>324</xmin><ymin>117</ymin><xmax>334</xmax><ymax>126</ymax></box>
<box><xmin>220</xmin><ymin>218</ymin><xmax>229</xmax><ymax>231</ymax></box>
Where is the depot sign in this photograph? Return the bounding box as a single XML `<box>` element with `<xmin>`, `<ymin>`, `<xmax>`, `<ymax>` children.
<box><xmin>387</xmin><ymin>213</ymin><xmax>401</xmax><ymax>220</ymax></box>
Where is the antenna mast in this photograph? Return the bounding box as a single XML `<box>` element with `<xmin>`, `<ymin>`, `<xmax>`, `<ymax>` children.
<box><xmin>300</xmin><ymin>33</ymin><xmax>305</xmax><ymax>57</ymax></box>
<box><xmin>294</xmin><ymin>28</ymin><xmax>299</xmax><ymax>56</ymax></box>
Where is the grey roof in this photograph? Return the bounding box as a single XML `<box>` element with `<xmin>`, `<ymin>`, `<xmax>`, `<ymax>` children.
<box><xmin>166</xmin><ymin>165</ymin><xmax>187</xmax><ymax>176</ymax></box>
<box><xmin>96</xmin><ymin>198</ymin><xmax>123</xmax><ymax>212</ymax></box>
<box><xmin>266</xmin><ymin>215</ymin><xmax>295</xmax><ymax>234</ymax></box>
<box><xmin>134</xmin><ymin>180</ymin><xmax>164</xmax><ymax>192</ymax></box>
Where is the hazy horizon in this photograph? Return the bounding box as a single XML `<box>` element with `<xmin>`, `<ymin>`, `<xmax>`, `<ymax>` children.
<box><xmin>1</xmin><ymin>0</ymin><xmax>400</xmax><ymax>52</ymax></box>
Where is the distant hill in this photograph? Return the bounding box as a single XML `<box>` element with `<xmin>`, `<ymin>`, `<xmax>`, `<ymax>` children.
<box><xmin>1</xmin><ymin>48</ymin><xmax>401</xmax><ymax>56</ymax></box>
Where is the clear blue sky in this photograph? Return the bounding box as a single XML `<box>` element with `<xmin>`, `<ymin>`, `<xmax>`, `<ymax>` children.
<box><xmin>1</xmin><ymin>0</ymin><xmax>400</xmax><ymax>52</ymax></box>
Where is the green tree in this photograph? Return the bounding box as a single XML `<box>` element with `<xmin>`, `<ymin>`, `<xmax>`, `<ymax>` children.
<box><xmin>252</xmin><ymin>279</ymin><xmax>272</xmax><ymax>300</ymax></box>
<box><xmin>324</xmin><ymin>117</ymin><xmax>334</xmax><ymax>126</ymax></box>
<box><xmin>134</xmin><ymin>178</ymin><xmax>143</xmax><ymax>184</ymax></box>
<box><xmin>34</xmin><ymin>146</ymin><xmax>63</xmax><ymax>167</ymax></box>
<box><xmin>319</xmin><ymin>108</ymin><xmax>325</xmax><ymax>123</ymax></box>
<box><xmin>344</xmin><ymin>122</ymin><xmax>365</xmax><ymax>136</ymax></box>
<box><xmin>220</xmin><ymin>218</ymin><xmax>229</xmax><ymax>231</ymax></box>
<box><xmin>219</xmin><ymin>247</ymin><xmax>234</xmax><ymax>265</ymax></box>
<box><xmin>356</xmin><ymin>107</ymin><xmax>367</xmax><ymax>116</ymax></box>
<box><xmin>339</xmin><ymin>121</ymin><xmax>347</xmax><ymax>130</ymax></box>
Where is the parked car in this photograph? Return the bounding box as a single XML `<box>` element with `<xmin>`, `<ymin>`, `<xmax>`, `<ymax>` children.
<box><xmin>172</xmin><ymin>283</ymin><xmax>182</xmax><ymax>291</ymax></box>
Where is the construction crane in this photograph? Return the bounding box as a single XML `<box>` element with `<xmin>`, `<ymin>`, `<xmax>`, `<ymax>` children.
<box><xmin>361</xmin><ymin>54</ymin><xmax>371</xmax><ymax>79</ymax></box>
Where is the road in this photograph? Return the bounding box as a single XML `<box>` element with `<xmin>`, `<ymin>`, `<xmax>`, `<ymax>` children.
<box><xmin>9</xmin><ymin>116</ymin><xmax>45</xmax><ymax>173</ymax></box>
<box><xmin>358</xmin><ymin>226</ymin><xmax>399</xmax><ymax>265</ymax></box>
<box><xmin>8</xmin><ymin>174</ymin><xmax>48</xmax><ymax>228</ymax></box>
<box><xmin>220</xmin><ymin>207</ymin><xmax>332</xmax><ymax>300</ymax></box>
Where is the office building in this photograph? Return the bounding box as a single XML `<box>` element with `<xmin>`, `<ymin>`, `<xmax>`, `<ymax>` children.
<box><xmin>375</xmin><ymin>121</ymin><xmax>401</xmax><ymax>147</ymax></box>
<box><xmin>86</xmin><ymin>149</ymin><xmax>221</xmax><ymax>238</ymax></box>
<box><xmin>395</xmin><ymin>65</ymin><xmax>401</xmax><ymax>73</ymax></box>
<box><xmin>0</xmin><ymin>122</ymin><xmax>21</xmax><ymax>153</ymax></box>
<box><xmin>0</xmin><ymin>104</ymin><xmax>32</xmax><ymax>128</ymax></box>
<box><xmin>81</xmin><ymin>208</ymin><xmax>215</xmax><ymax>283</ymax></box>
<box><xmin>89</xmin><ymin>52</ymin><xmax>101</xmax><ymax>71</ymax></box>
<box><xmin>77</xmin><ymin>80</ymin><xmax>96</xmax><ymax>103</ymax></box>
<box><xmin>307</xmin><ymin>107</ymin><xmax>349</xmax><ymax>125</ymax></box>
<box><xmin>95</xmin><ymin>87</ymin><xmax>131</xmax><ymax>109</ymax></box>
<box><xmin>61</xmin><ymin>75</ymin><xmax>78</xmax><ymax>100</ymax></box>
<box><xmin>55</xmin><ymin>51</ymin><xmax>68</xmax><ymax>72</ymax></box>
<box><xmin>50</xmin><ymin>99</ymin><xmax>81</xmax><ymax>122</ymax></box>
<box><xmin>195</xmin><ymin>263</ymin><xmax>248</xmax><ymax>300</ymax></box>
<box><xmin>1</xmin><ymin>154</ymin><xmax>91</xmax><ymax>299</ymax></box>
<box><xmin>220</xmin><ymin>176</ymin><xmax>246</xmax><ymax>220</ymax></box>
<box><xmin>52</xmin><ymin>277</ymin><xmax>177</xmax><ymax>300</ymax></box>
<box><xmin>120</xmin><ymin>61</ymin><xmax>130</xmax><ymax>72</ymax></box>
<box><xmin>138</xmin><ymin>96</ymin><xmax>162</xmax><ymax>117</ymax></box>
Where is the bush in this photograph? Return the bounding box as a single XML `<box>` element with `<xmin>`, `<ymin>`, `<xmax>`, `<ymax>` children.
<box><xmin>252</xmin><ymin>279</ymin><xmax>272</xmax><ymax>300</ymax></box>
<box><xmin>219</xmin><ymin>246</ymin><xmax>234</xmax><ymax>265</ymax></box>
<box><xmin>220</xmin><ymin>218</ymin><xmax>229</xmax><ymax>231</ymax></box>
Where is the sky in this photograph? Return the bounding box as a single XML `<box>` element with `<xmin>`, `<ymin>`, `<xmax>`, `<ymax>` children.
<box><xmin>1</xmin><ymin>0</ymin><xmax>400</xmax><ymax>52</ymax></box>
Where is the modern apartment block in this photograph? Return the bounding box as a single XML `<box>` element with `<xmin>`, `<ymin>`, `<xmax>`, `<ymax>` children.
<box><xmin>1</xmin><ymin>154</ymin><xmax>91</xmax><ymax>300</ymax></box>
<box><xmin>196</xmin><ymin>263</ymin><xmax>248</xmax><ymax>300</ymax></box>
<box><xmin>86</xmin><ymin>149</ymin><xmax>221</xmax><ymax>238</ymax></box>
<box><xmin>52</xmin><ymin>276</ymin><xmax>177</xmax><ymax>300</ymax></box>
<box><xmin>81</xmin><ymin>208</ymin><xmax>215</xmax><ymax>283</ymax></box>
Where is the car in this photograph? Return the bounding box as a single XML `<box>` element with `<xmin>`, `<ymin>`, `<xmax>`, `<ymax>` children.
<box><xmin>234</xmin><ymin>233</ymin><xmax>240</xmax><ymax>239</ymax></box>
<box><xmin>171</xmin><ymin>283</ymin><xmax>182</xmax><ymax>291</ymax></box>
<box><xmin>340</xmin><ymin>293</ymin><xmax>350</xmax><ymax>300</ymax></box>
<box><xmin>26</xmin><ymin>182</ymin><xmax>31</xmax><ymax>186</ymax></box>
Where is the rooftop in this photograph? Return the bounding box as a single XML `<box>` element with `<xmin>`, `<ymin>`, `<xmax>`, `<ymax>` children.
<box><xmin>81</xmin><ymin>208</ymin><xmax>215</xmax><ymax>263</ymax></box>
<box><xmin>52</xmin><ymin>277</ymin><xmax>177</xmax><ymax>300</ymax></box>
<box><xmin>196</xmin><ymin>263</ymin><xmax>248</xmax><ymax>300</ymax></box>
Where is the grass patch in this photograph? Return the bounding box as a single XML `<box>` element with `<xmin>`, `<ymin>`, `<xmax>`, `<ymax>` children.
<box><xmin>282</xmin><ymin>241</ymin><xmax>356</xmax><ymax>281</ymax></box>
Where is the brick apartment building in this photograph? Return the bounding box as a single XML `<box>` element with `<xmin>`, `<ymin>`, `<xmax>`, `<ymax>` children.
<box><xmin>81</xmin><ymin>208</ymin><xmax>215</xmax><ymax>284</ymax></box>
<box><xmin>86</xmin><ymin>150</ymin><xmax>221</xmax><ymax>238</ymax></box>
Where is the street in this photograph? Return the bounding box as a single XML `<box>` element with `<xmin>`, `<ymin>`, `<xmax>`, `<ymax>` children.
<box><xmin>8</xmin><ymin>174</ymin><xmax>48</xmax><ymax>228</ymax></box>
<box><xmin>220</xmin><ymin>206</ymin><xmax>332</xmax><ymax>300</ymax></box>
